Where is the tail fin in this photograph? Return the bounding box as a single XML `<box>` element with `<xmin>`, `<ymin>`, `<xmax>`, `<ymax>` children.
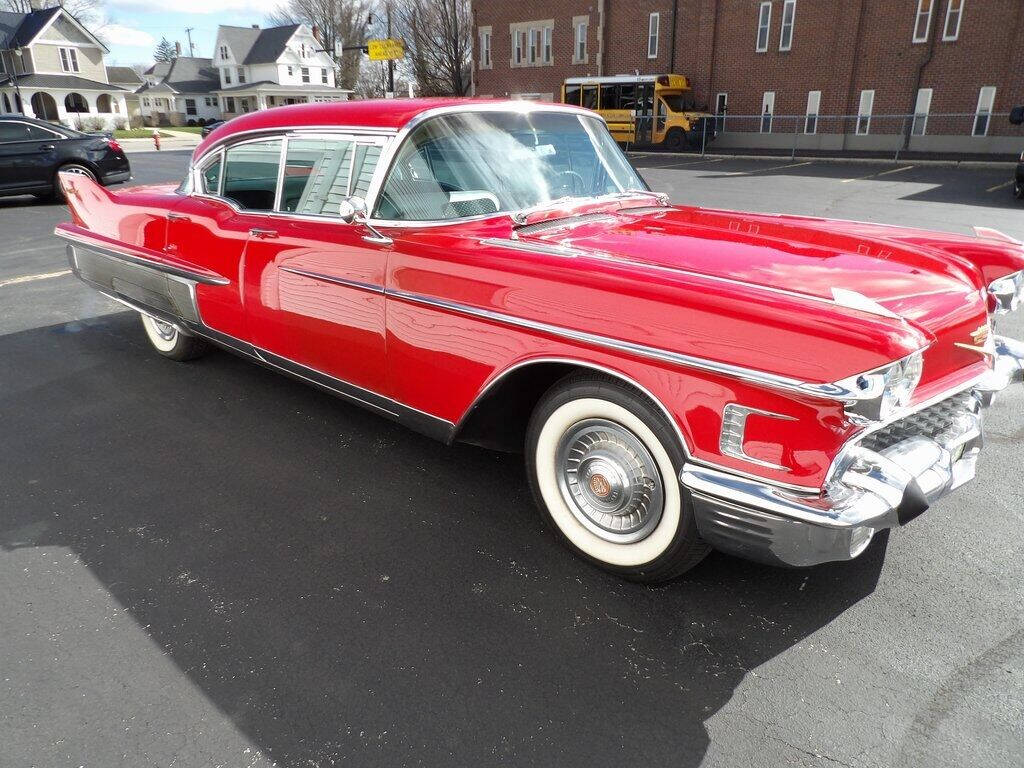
<box><xmin>58</xmin><ymin>170</ymin><xmax>118</xmax><ymax>232</ymax></box>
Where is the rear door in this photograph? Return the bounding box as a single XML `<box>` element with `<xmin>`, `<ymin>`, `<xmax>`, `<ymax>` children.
<box><xmin>0</xmin><ymin>120</ymin><xmax>61</xmax><ymax>192</ymax></box>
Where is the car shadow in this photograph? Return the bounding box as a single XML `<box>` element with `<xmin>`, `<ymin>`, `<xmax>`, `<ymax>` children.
<box><xmin>0</xmin><ymin>312</ymin><xmax>888</xmax><ymax>768</ymax></box>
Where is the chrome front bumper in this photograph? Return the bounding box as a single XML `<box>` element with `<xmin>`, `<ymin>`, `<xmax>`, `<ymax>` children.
<box><xmin>681</xmin><ymin>336</ymin><xmax>1024</xmax><ymax>567</ymax></box>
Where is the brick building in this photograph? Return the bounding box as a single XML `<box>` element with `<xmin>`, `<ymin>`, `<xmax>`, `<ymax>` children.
<box><xmin>471</xmin><ymin>0</ymin><xmax>1024</xmax><ymax>153</ymax></box>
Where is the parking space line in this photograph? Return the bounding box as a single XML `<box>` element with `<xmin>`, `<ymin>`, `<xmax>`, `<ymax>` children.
<box><xmin>722</xmin><ymin>161</ymin><xmax>813</xmax><ymax>176</ymax></box>
<box><xmin>0</xmin><ymin>269</ymin><xmax>72</xmax><ymax>288</ymax></box>
<box><xmin>841</xmin><ymin>165</ymin><xmax>913</xmax><ymax>183</ymax></box>
<box><xmin>986</xmin><ymin>180</ymin><xmax>1014</xmax><ymax>193</ymax></box>
<box><xmin>648</xmin><ymin>157</ymin><xmax>726</xmax><ymax>169</ymax></box>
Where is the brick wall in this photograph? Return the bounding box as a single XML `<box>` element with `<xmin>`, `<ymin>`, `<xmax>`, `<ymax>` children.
<box><xmin>472</xmin><ymin>0</ymin><xmax>1024</xmax><ymax>138</ymax></box>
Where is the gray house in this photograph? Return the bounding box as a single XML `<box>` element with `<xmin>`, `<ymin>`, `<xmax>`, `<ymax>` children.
<box><xmin>138</xmin><ymin>56</ymin><xmax>220</xmax><ymax>126</ymax></box>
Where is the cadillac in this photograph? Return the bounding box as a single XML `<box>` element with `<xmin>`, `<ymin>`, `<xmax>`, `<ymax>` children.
<box><xmin>55</xmin><ymin>99</ymin><xmax>1024</xmax><ymax>582</ymax></box>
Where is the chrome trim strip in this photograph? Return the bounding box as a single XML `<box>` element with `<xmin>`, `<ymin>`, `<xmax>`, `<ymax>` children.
<box><xmin>278</xmin><ymin>266</ymin><xmax>385</xmax><ymax>295</ymax></box>
<box><xmin>194</xmin><ymin>124</ymin><xmax>398</xmax><ymax>164</ymax></box>
<box><xmin>54</xmin><ymin>229</ymin><xmax>230</xmax><ymax>286</ymax></box>
<box><xmin>481</xmin><ymin>238</ymin><xmax>592</xmax><ymax>259</ymax></box>
<box><xmin>388</xmin><ymin>288</ymin><xmax>826</xmax><ymax>397</ymax></box>
<box><xmin>719</xmin><ymin>404</ymin><xmax>796</xmax><ymax>472</ymax></box>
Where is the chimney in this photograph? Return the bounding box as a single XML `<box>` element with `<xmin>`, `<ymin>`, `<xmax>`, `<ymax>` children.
<box><xmin>175</xmin><ymin>41</ymin><xmax>182</xmax><ymax>56</ymax></box>
<box><xmin>312</xmin><ymin>24</ymin><xmax>322</xmax><ymax>45</ymax></box>
<box><xmin>251</xmin><ymin>24</ymin><xmax>259</xmax><ymax>29</ymax></box>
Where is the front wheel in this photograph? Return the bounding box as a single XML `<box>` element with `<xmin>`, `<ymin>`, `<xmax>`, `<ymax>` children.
<box><xmin>526</xmin><ymin>374</ymin><xmax>709</xmax><ymax>582</ymax></box>
<box><xmin>140</xmin><ymin>314</ymin><xmax>209</xmax><ymax>361</ymax></box>
<box><xmin>663</xmin><ymin>128</ymin><xmax>688</xmax><ymax>152</ymax></box>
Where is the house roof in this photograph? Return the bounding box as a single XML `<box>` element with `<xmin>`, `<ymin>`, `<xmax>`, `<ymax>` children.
<box><xmin>215</xmin><ymin>81</ymin><xmax>351</xmax><ymax>94</ymax></box>
<box><xmin>144</xmin><ymin>61</ymin><xmax>172</xmax><ymax>78</ymax></box>
<box><xmin>0</xmin><ymin>7</ymin><xmax>59</xmax><ymax>49</ymax></box>
<box><xmin>218</xmin><ymin>23</ymin><xmax>303</xmax><ymax>65</ymax></box>
<box><xmin>139</xmin><ymin>56</ymin><xmax>218</xmax><ymax>95</ymax></box>
<box><xmin>106</xmin><ymin>66</ymin><xmax>142</xmax><ymax>84</ymax></box>
<box><xmin>0</xmin><ymin>73</ymin><xmax>125</xmax><ymax>91</ymax></box>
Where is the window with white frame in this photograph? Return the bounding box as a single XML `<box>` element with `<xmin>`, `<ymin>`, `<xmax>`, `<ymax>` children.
<box><xmin>237</xmin><ymin>67</ymin><xmax>245</xmax><ymax>83</ymax></box>
<box><xmin>760</xmin><ymin>91</ymin><xmax>775</xmax><ymax>133</ymax></box>
<box><xmin>513</xmin><ymin>29</ymin><xmax>523</xmax><ymax>65</ymax></box>
<box><xmin>779</xmin><ymin>0</ymin><xmax>796</xmax><ymax>51</ymax></box>
<box><xmin>301</xmin><ymin>67</ymin><xmax>310</xmax><ymax>83</ymax></box>
<box><xmin>856</xmin><ymin>89</ymin><xmax>874</xmax><ymax>134</ymax></box>
<box><xmin>59</xmin><ymin>47</ymin><xmax>79</xmax><ymax>73</ymax></box>
<box><xmin>321</xmin><ymin>69</ymin><xmax>328</xmax><ymax>84</ymax></box>
<box><xmin>973</xmin><ymin>86</ymin><xmax>995</xmax><ymax>136</ymax></box>
<box><xmin>913</xmin><ymin>0</ymin><xmax>934</xmax><ymax>43</ymax></box>
<box><xmin>756</xmin><ymin>2</ymin><xmax>772</xmax><ymax>52</ymax></box>
<box><xmin>224</xmin><ymin>68</ymin><xmax>232</xmax><ymax>84</ymax></box>
<box><xmin>573</xmin><ymin>17</ymin><xmax>588</xmax><ymax>63</ymax></box>
<box><xmin>219</xmin><ymin>45</ymin><xmax>229</xmax><ymax>60</ymax></box>
<box><xmin>528</xmin><ymin>28</ymin><xmax>537</xmax><ymax>63</ymax></box>
<box><xmin>943</xmin><ymin>0</ymin><xmax>963</xmax><ymax>40</ymax></box>
<box><xmin>805</xmin><ymin>90</ymin><xmax>820</xmax><ymax>134</ymax></box>
<box><xmin>510</xmin><ymin>22</ymin><xmax>552</xmax><ymax>67</ymax></box>
<box><xmin>911</xmin><ymin>87</ymin><xmax>932</xmax><ymax>135</ymax></box>
<box><xmin>479</xmin><ymin>26</ymin><xmax>492</xmax><ymax>68</ymax></box>
<box><xmin>648</xmin><ymin>13</ymin><xmax>659</xmax><ymax>58</ymax></box>
<box><xmin>543</xmin><ymin>26</ymin><xmax>552</xmax><ymax>63</ymax></box>
<box><xmin>287</xmin><ymin>65</ymin><xmax>294</xmax><ymax>76</ymax></box>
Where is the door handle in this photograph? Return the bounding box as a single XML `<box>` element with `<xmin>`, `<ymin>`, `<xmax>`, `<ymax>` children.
<box><xmin>39</xmin><ymin>144</ymin><xmax>55</xmax><ymax>151</ymax></box>
<box><xmin>167</xmin><ymin>213</ymin><xmax>190</xmax><ymax>221</ymax></box>
<box><xmin>249</xmin><ymin>228</ymin><xmax>278</xmax><ymax>239</ymax></box>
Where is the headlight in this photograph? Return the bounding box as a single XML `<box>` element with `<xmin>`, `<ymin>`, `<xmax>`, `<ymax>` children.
<box><xmin>831</xmin><ymin>350</ymin><xmax>925</xmax><ymax>424</ymax></box>
<box><xmin>989</xmin><ymin>270</ymin><xmax>1024</xmax><ymax>315</ymax></box>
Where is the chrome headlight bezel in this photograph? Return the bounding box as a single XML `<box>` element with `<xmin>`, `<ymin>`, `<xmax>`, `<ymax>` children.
<box><xmin>989</xmin><ymin>270</ymin><xmax>1024</xmax><ymax>315</ymax></box>
<box><xmin>831</xmin><ymin>350</ymin><xmax>926</xmax><ymax>425</ymax></box>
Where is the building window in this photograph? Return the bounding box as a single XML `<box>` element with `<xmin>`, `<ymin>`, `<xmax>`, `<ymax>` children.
<box><xmin>479</xmin><ymin>27</ymin><xmax>492</xmax><ymax>68</ymax></box>
<box><xmin>240</xmin><ymin>97</ymin><xmax>250</xmax><ymax>113</ymax></box>
<box><xmin>301</xmin><ymin>67</ymin><xmax>310</xmax><ymax>83</ymax></box>
<box><xmin>805</xmin><ymin>90</ymin><xmax>820</xmax><ymax>134</ymax></box>
<box><xmin>142</xmin><ymin>97</ymin><xmax>150</xmax><ymax>107</ymax></box>
<box><xmin>287</xmin><ymin>65</ymin><xmax>294</xmax><ymax>76</ymax></box>
<box><xmin>321</xmin><ymin>69</ymin><xmax>328</xmax><ymax>84</ymax></box>
<box><xmin>856</xmin><ymin>89</ymin><xmax>874</xmax><ymax>134</ymax></box>
<box><xmin>648</xmin><ymin>13</ymin><xmax>659</xmax><ymax>58</ymax></box>
<box><xmin>225</xmin><ymin>68</ymin><xmax>232</xmax><ymax>84</ymax></box>
<box><xmin>185</xmin><ymin>98</ymin><xmax>197</xmax><ymax>116</ymax></box>
<box><xmin>973</xmin><ymin>86</ymin><xmax>995</xmax><ymax>136</ymax></box>
<box><xmin>573</xmin><ymin>18</ymin><xmax>588</xmax><ymax>63</ymax></box>
<box><xmin>913</xmin><ymin>0</ymin><xmax>934</xmax><ymax>42</ymax></box>
<box><xmin>779</xmin><ymin>0</ymin><xmax>796</xmax><ymax>51</ymax></box>
<box><xmin>59</xmin><ymin>47</ymin><xmax>80</xmax><ymax>73</ymax></box>
<box><xmin>513</xmin><ymin>30</ymin><xmax>523</xmax><ymax>65</ymax></box>
<box><xmin>943</xmin><ymin>0</ymin><xmax>963</xmax><ymax>40</ymax></box>
<box><xmin>760</xmin><ymin>91</ymin><xmax>774</xmax><ymax>133</ymax></box>
<box><xmin>543</xmin><ymin>27</ymin><xmax>552</xmax><ymax>64</ymax></box>
<box><xmin>912</xmin><ymin>88</ymin><xmax>932</xmax><ymax>135</ymax></box>
<box><xmin>219</xmin><ymin>45</ymin><xmax>228</xmax><ymax>60</ymax></box>
<box><xmin>64</xmin><ymin>92</ymin><xmax>89</xmax><ymax>113</ymax></box>
<box><xmin>528</xmin><ymin>28</ymin><xmax>537</xmax><ymax>63</ymax></box>
<box><xmin>715</xmin><ymin>92</ymin><xmax>728</xmax><ymax>131</ymax></box>
<box><xmin>237</xmin><ymin>67</ymin><xmax>245</xmax><ymax>84</ymax></box>
<box><xmin>756</xmin><ymin>2</ymin><xmax>772</xmax><ymax>52</ymax></box>
<box><xmin>224</xmin><ymin>96</ymin><xmax>235</xmax><ymax>112</ymax></box>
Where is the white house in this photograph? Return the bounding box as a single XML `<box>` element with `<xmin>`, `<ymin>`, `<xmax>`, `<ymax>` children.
<box><xmin>212</xmin><ymin>23</ymin><xmax>351</xmax><ymax>118</ymax></box>
<box><xmin>138</xmin><ymin>56</ymin><xmax>221</xmax><ymax>126</ymax></box>
<box><xmin>0</xmin><ymin>6</ymin><xmax>129</xmax><ymax>130</ymax></box>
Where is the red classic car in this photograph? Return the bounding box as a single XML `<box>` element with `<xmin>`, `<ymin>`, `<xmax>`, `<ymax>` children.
<box><xmin>54</xmin><ymin>98</ymin><xmax>1024</xmax><ymax>581</ymax></box>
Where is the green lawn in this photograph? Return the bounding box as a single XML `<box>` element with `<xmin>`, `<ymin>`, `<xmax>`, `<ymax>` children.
<box><xmin>167</xmin><ymin>125</ymin><xmax>206</xmax><ymax>133</ymax></box>
<box><xmin>113</xmin><ymin>128</ymin><xmax>172</xmax><ymax>139</ymax></box>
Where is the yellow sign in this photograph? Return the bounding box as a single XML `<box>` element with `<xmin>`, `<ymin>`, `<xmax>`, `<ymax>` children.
<box><xmin>368</xmin><ymin>38</ymin><xmax>405</xmax><ymax>61</ymax></box>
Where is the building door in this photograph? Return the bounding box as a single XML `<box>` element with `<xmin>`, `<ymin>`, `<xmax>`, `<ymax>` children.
<box><xmin>715</xmin><ymin>92</ymin><xmax>727</xmax><ymax>132</ymax></box>
<box><xmin>30</xmin><ymin>92</ymin><xmax>58</xmax><ymax>121</ymax></box>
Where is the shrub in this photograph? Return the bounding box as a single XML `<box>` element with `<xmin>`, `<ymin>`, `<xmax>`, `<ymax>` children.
<box><xmin>80</xmin><ymin>116</ymin><xmax>107</xmax><ymax>132</ymax></box>
<box><xmin>187</xmin><ymin>118</ymin><xmax>196</xmax><ymax>126</ymax></box>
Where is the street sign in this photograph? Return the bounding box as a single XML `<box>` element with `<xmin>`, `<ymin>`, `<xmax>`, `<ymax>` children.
<box><xmin>367</xmin><ymin>38</ymin><xmax>405</xmax><ymax>61</ymax></box>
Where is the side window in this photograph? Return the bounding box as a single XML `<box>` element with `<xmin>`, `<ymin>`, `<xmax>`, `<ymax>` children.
<box><xmin>279</xmin><ymin>137</ymin><xmax>354</xmax><ymax>214</ymax></box>
<box><xmin>350</xmin><ymin>144</ymin><xmax>381</xmax><ymax>199</ymax></box>
<box><xmin>223</xmin><ymin>139</ymin><xmax>282</xmax><ymax>211</ymax></box>
<box><xmin>201</xmin><ymin>153</ymin><xmax>222</xmax><ymax>195</ymax></box>
<box><xmin>0</xmin><ymin>122</ymin><xmax>29</xmax><ymax>142</ymax></box>
<box><xmin>24</xmin><ymin>124</ymin><xmax>59</xmax><ymax>140</ymax></box>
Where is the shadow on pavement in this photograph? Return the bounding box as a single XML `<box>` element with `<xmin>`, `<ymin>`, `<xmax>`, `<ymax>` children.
<box><xmin>0</xmin><ymin>313</ymin><xmax>888</xmax><ymax>767</ymax></box>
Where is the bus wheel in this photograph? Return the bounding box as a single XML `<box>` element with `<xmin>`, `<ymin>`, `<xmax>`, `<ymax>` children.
<box><xmin>664</xmin><ymin>128</ymin><xmax>688</xmax><ymax>152</ymax></box>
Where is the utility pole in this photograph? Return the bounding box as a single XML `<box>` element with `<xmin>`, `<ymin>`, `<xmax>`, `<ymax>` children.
<box><xmin>185</xmin><ymin>28</ymin><xmax>196</xmax><ymax>57</ymax></box>
<box><xmin>386</xmin><ymin>1</ymin><xmax>394</xmax><ymax>98</ymax></box>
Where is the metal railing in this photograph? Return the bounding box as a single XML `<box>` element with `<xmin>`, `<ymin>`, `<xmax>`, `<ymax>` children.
<box><xmin>628</xmin><ymin>112</ymin><xmax>1019</xmax><ymax>160</ymax></box>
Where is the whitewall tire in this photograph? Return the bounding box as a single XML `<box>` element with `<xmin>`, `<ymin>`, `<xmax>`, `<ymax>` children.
<box><xmin>140</xmin><ymin>313</ymin><xmax>209</xmax><ymax>361</ymax></box>
<box><xmin>526</xmin><ymin>374</ymin><xmax>709</xmax><ymax>582</ymax></box>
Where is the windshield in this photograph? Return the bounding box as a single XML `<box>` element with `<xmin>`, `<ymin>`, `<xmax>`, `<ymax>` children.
<box><xmin>660</xmin><ymin>92</ymin><xmax>696</xmax><ymax>113</ymax></box>
<box><xmin>373</xmin><ymin>110</ymin><xmax>647</xmax><ymax>221</ymax></box>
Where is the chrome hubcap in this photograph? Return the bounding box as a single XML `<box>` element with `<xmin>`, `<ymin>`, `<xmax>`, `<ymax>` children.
<box><xmin>63</xmin><ymin>166</ymin><xmax>93</xmax><ymax>178</ymax></box>
<box><xmin>150</xmin><ymin>318</ymin><xmax>176</xmax><ymax>341</ymax></box>
<box><xmin>556</xmin><ymin>419</ymin><xmax>664</xmax><ymax>544</ymax></box>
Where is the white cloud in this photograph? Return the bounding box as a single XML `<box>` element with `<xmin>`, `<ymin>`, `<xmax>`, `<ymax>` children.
<box><xmin>101</xmin><ymin>24</ymin><xmax>155</xmax><ymax>49</ymax></box>
<box><xmin>107</xmin><ymin>0</ymin><xmax>269</xmax><ymax>13</ymax></box>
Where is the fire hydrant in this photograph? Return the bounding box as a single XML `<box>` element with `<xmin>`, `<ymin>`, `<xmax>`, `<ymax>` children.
<box><xmin>152</xmin><ymin>130</ymin><xmax>161</xmax><ymax>151</ymax></box>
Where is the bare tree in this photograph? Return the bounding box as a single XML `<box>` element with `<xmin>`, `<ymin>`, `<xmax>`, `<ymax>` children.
<box><xmin>268</xmin><ymin>0</ymin><xmax>370</xmax><ymax>91</ymax></box>
<box><xmin>391</xmin><ymin>0</ymin><xmax>471</xmax><ymax>96</ymax></box>
<box><xmin>0</xmin><ymin>0</ymin><xmax>102</xmax><ymax>26</ymax></box>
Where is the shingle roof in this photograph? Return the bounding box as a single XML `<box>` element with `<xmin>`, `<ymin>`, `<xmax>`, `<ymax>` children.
<box><xmin>0</xmin><ymin>7</ymin><xmax>60</xmax><ymax>48</ymax></box>
<box><xmin>218</xmin><ymin>24</ymin><xmax>302</xmax><ymax>65</ymax></box>
<box><xmin>106</xmin><ymin>66</ymin><xmax>143</xmax><ymax>84</ymax></box>
<box><xmin>139</xmin><ymin>57</ymin><xmax>218</xmax><ymax>94</ymax></box>
<box><xmin>144</xmin><ymin>61</ymin><xmax>172</xmax><ymax>78</ymax></box>
<box><xmin>0</xmin><ymin>73</ymin><xmax>126</xmax><ymax>91</ymax></box>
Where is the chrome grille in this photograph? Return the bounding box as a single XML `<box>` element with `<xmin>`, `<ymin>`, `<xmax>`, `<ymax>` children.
<box><xmin>858</xmin><ymin>391</ymin><xmax>977</xmax><ymax>453</ymax></box>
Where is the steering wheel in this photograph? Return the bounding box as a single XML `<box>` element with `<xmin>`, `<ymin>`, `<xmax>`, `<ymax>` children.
<box><xmin>555</xmin><ymin>170</ymin><xmax>586</xmax><ymax>196</ymax></box>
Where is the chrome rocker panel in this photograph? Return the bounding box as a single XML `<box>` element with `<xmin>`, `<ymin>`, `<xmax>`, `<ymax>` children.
<box><xmin>682</xmin><ymin>342</ymin><xmax>1024</xmax><ymax>567</ymax></box>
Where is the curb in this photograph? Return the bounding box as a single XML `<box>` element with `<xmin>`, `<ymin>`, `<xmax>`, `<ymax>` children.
<box><xmin>627</xmin><ymin>151</ymin><xmax>1017</xmax><ymax>169</ymax></box>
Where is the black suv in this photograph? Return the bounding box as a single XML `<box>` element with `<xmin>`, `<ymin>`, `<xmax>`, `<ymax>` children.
<box><xmin>1011</xmin><ymin>106</ymin><xmax>1023</xmax><ymax>201</ymax></box>
<box><xmin>0</xmin><ymin>114</ymin><xmax>130</xmax><ymax>201</ymax></box>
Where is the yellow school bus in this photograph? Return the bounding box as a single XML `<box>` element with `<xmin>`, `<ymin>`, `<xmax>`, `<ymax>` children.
<box><xmin>561</xmin><ymin>74</ymin><xmax>715</xmax><ymax>150</ymax></box>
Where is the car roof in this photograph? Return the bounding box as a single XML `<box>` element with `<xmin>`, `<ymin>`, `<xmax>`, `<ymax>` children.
<box><xmin>192</xmin><ymin>98</ymin><xmax>590</xmax><ymax>158</ymax></box>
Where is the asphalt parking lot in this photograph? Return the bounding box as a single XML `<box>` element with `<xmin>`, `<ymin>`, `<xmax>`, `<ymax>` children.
<box><xmin>1</xmin><ymin>150</ymin><xmax>1022</xmax><ymax>768</ymax></box>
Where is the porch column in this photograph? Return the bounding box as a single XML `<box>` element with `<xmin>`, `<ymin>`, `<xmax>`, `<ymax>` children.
<box><xmin>256</xmin><ymin>94</ymin><xmax>266</xmax><ymax>110</ymax></box>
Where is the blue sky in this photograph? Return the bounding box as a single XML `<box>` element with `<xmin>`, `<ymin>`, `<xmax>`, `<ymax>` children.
<box><xmin>98</xmin><ymin>0</ymin><xmax>279</xmax><ymax>67</ymax></box>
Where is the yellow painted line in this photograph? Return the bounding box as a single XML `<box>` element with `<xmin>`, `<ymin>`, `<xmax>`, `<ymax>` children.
<box><xmin>657</xmin><ymin>157</ymin><xmax>726</xmax><ymax>168</ymax></box>
<box><xmin>986</xmin><ymin>180</ymin><xmax>1014</xmax><ymax>193</ymax></box>
<box><xmin>0</xmin><ymin>269</ymin><xmax>72</xmax><ymax>288</ymax></box>
<box><xmin>841</xmin><ymin>165</ymin><xmax>913</xmax><ymax>183</ymax></box>
<box><xmin>722</xmin><ymin>161</ymin><xmax>813</xmax><ymax>176</ymax></box>
<box><xmin>876</xmin><ymin>165</ymin><xmax>914</xmax><ymax>177</ymax></box>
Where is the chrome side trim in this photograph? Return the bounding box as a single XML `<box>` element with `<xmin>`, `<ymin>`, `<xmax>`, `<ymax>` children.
<box><xmin>719</xmin><ymin>404</ymin><xmax>796</xmax><ymax>472</ymax></box>
<box><xmin>481</xmin><ymin>238</ymin><xmax>592</xmax><ymax>259</ymax></box>
<box><xmin>278</xmin><ymin>266</ymin><xmax>386</xmax><ymax>295</ymax></box>
<box><xmin>54</xmin><ymin>229</ymin><xmax>230</xmax><ymax>286</ymax></box>
<box><xmin>193</xmin><ymin>124</ymin><xmax>398</xmax><ymax>164</ymax></box>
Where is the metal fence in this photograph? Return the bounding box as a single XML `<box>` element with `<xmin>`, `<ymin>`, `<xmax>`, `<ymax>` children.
<box><xmin>630</xmin><ymin>112</ymin><xmax>1020</xmax><ymax>160</ymax></box>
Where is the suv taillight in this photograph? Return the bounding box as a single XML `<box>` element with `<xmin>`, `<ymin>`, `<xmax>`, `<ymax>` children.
<box><xmin>105</xmin><ymin>138</ymin><xmax>123</xmax><ymax>154</ymax></box>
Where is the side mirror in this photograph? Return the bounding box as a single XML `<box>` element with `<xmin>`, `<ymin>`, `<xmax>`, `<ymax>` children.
<box><xmin>338</xmin><ymin>196</ymin><xmax>367</xmax><ymax>223</ymax></box>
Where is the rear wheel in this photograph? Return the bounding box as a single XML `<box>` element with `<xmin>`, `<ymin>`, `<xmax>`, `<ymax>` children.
<box><xmin>1014</xmin><ymin>178</ymin><xmax>1023</xmax><ymax>199</ymax></box>
<box><xmin>663</xmin><ymin>128</ymin><xmax>688</xmax><ymax>152</ymax></box>
<box><xmin>526</xmin><ymin>374</ymin><xmax>709</xmax><ymax>582</ymax></box>
<box><xmin>140</xmin><ymin>314</ymin><xmax>209</xmax><ymax>361</ymax></box>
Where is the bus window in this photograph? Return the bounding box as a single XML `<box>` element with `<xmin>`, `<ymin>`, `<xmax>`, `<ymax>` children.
<box><xmin>619</xmin><ymin>84</ymin><xmax>637</xmax><ymax>111</ymax></box>
<box><xmin>563</xmin><ymin>84</ymin><xmax>581</xmax><ymax>105</ymax></box>
<box><xmin>600</xmin><ymin>84</ymin><xmax>617</xmax><ymax>110</ymax></box>
<box><xmin>637</xmin><ymin>84</ymin><xmax>654</xmax><ymax>113</ymax></box>
<box><xmin>660</xmin><ymin>92</ymin><xmax>696</xmax><ymax>113</ymax></box>
<box><xmin>582</xmin><ymin>85</ymin><xmax>598</xmax><ymax>110</ymax></box>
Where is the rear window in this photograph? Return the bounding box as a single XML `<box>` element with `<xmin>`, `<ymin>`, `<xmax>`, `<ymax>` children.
<box><xmin>223</xmin><ymin>139</ymin><xmax>282</xmax><ymax>211</ymax></box>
